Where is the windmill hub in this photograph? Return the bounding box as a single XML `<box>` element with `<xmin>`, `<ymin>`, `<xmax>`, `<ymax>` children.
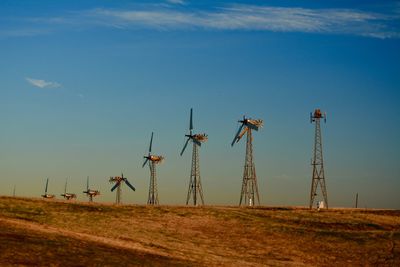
<box><xmin>193</xmin><ymin>133</ymin><xmax>208</xmax><ymax>142</ymax></box>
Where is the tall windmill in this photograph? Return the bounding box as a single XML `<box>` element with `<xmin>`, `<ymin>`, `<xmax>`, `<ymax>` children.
<box><xmin>142</xmin><ymin>132</ymin><xmax>164</xmax><ymax>205</ymax></box>
<box><xmin>109</xmin><ymin>173</ymin><xmax>135</xmax><ymax>204</ymax></box>
<box><xmin>41</xmin><ymin>178</ymin><xmax>55</xmax><ymax>199</ymax></box>
<box><xmin>83</xmin><ymin>176</ymin><xmax>100</xmax><ymax>202</ymax></box>
<box><xmin>61</xmin><ymin>178</ymin><xmax>76</xmax><ymax>200</ymax></box>
<box><xmin>231</xmin><ymin>115</ymin><xmax>263</xmax><ymax>206</ymax></box>
<box><xmin>180</xmin><ymin>108</ymin><xmax>208</xmax><ymax>206</ymax></box>
<box><xmin>309</xmin><ymin>109</ymin><xmax>328</xmax><ymax>209</ymax></box>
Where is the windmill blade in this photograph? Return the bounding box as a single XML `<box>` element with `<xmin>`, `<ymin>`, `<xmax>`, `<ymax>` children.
<box><xmin>111</xmin><ymin>181</ymin><xmax>121</xmax><ymax>192</ymax></box>
<box><xmin>64</xmin><ymin>178</ymin><xmax>68</xmax><ymax>194</ymax></box>
<box><xmin>124</xmin><ymin>179</ymin><xmax>136</xmax><ymax>191</ymax></box>
<box><xmin>237</xmin><ymin>127</ymin><xmax>248</xmax><ymax>142</ymax></box>
<box><xmin>190</xmin><ymin>108</ymin><xmax>193</xmax><ymax>131</ymax></box>
<box><xmin>86</xmin><ymin>176</ymin><xmax>89</xmax><ymax>191</ymax></box>
<box><xmin>142</xmin><ymin>158</ymin><xmax>149</xmax><ymax>168</ymax></box>
<box><xmin>45</xmin><ymin>178</ymin><xmax>49</xmax><ymax>194</ymax></box>
<box><xmin>180</xmin><ymin>138</ymin><xmax>190</xmax><ymax>156</ymax></box>
<box><xmin>231</xmin><ymin>123</ymin><xmax>244</xmax><ymax>146</ymax></box>
<box><xmin>149</xmin><ymin>132</ymin><xmax>153</xmax><ymax>153</ymax></box>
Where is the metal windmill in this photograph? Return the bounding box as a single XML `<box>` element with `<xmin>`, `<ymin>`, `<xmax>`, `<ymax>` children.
<box><xmin>180</xmin><ymin>108</ymin><xmax>208</xmax><ymax>206</ymax></box>
<box><xmin>61</xmin><ymin>178</ymin><xmax>77</xmax><ymax>200</ymax></box>
<box><xmin>41</xmin><ymin>178</ymin><xmax>55</xmax><ymax>199</ymax></box>
<box><xmin>231</xmin><ymin>115</ymin><xmax>263</xmax><ymax>206</ymax></box>
<box><xmin>142</xmin><ymin>132</ymin><xmax>164</xmax><ymax>205</ymax></box>
<box><xmin>83</xmin><ymin>176</ymin><xmax>100</xmax><ymax>202</ymax></box>
<box><xmin>309</xmin><ymin>109</ymin><xmax>328</xmax><ymax>209</ymax></box>
<box><xmin>109</xmin><ymin>173</ymin><xmax>135</xmax><ymax>204</ymax></box>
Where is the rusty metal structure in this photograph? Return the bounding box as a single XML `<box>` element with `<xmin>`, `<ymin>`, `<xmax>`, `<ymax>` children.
<box><xmin>41</xmin><ymin>178</ymin><xmax>55</xmax><ymax>199</ymax></box>
<box><xmin>180</xmin><ymin>108</ymin><xmax>207</xmax><ymax>206</ymax></box>
<box><xmin>83</xmin><ymin>176</ymin><xmax>100</xmax><ymax>202</ymax></box>
<box><xmin>61</xmin><ymin>178</ymin><xmax>76</xmax><ymax>200</ymax></box>
<box><xmin>309</xmin><ymin>109</ymin><xmax>328</xmax><ymax>209</ymax></box>
<box><xmin>109</xmin><ymin>173</ymin><xmax>135</xmax><ymax>204</ymax></box>
<box><xmin>231</xmin><ymin>116</ymin><xmax>263</xmax><ymax>206</ymax></box>
<box><xmin>142</xmin><ymin>132</ymin><xmax>164</xmax><ymax>205</ymax></box>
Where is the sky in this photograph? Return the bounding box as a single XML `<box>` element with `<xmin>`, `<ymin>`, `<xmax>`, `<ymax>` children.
<box><xmin>0</xmin><ymin>0</ymin><xmax>399</xmax><ymax>209</ymax></box>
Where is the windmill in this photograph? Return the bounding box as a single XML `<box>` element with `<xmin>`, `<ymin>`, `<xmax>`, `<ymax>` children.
<box><xmin>61</xmin><ymin>178</ymin><xmax>77</xmax><ymax>200</ymax></box>
<box><xmin>109</xmin><ymin>173</ymin><xmax>135</xmax><ymax>204</ymax></box>
<box><xmin>231</xmin><ymin>115</ymin><xmax>263</xmax><ymax>206</ymax></box>
<box><xmin>309</xmin><ymin>109</ymin><xmax>328</xmax><ymax>209</ymax></box>
<box><xmin>41</xmin><ymin>178</ymin><xmax>55</xmax><ymax>199</ymax></box>
<box><xmin>83</xmin><ymin>176</ymin><xmax>100</xmax><ymax>202</ymax></box>
<box><xmin>142</xmin><ymin>132</ymin><xmax>164</xmax><ymax>205</ymax></box>
<box><xmin>180</xmin><ymin>108</ymin><xmax>208</xmax><ymax>206</ymax></box>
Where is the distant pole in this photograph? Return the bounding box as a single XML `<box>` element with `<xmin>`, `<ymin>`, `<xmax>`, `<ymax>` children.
<box><xmin>13</xmin><ymin>185</ymin><xmax>16</xmax><ymax>197</ymax></box>
<box><xmin>355</xmin><ymin>193</ymin><xmax>358</xmax><ymax>208</ymax></box>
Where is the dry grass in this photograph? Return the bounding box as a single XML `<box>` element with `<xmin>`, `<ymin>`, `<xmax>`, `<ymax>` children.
<box><xmin>0</xmin><ymin>196</ymin><xmax>399</xmax><ymax>266</ymax></box>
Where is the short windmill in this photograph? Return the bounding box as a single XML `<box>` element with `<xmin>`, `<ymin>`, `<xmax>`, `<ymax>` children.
<box><xmin>231</xmin><ymin>115</ymin><xmax>263</xmax><ymax>206</ymax></box>
<box><xmin>61</xmin><ymin>178</ymin><xmax>76</xmax><ymax>200</ymax></box>
<box><xmin>142</xmin><ymin>132</ymin><xmax>164</xmax><ymax>205</ymax></box>
<box><xmin>180</xmin><ymin>108</ymin><xmax>208</xmax><ymax>206</ymax></box>
<box><xmin>83</xmin><ymin>176</ymin><xmax>100</xmax><ymax>202</ymax></box>
<box><xmin>41</xmin><ymin>178</ymin><xmax>55</xmax><ymax>199</ymax></box>
<box><xmin>109</xmin><ymin>173</ymin><xmax>135</xmax><ymax>204</ymax></box>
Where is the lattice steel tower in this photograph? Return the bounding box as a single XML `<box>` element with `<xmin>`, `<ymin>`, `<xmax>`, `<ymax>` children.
<box><xmin>180</xmin><ymin>108</ymin><xmax>207</xmax><ymax>206</ymax></box>
<box><xmin>143</xmin><ymin>132</ymin><xmax>164</xmax><ymax>205</ymax></box>
<box><xmin>309</xmin><ymin>109</ymin><xmax>328</xmax><ymax>209</ymax></box>
<box><xmin>231</xmin><ymin>116</ymin><xmax>263</xmax><ymax>206</ymax></box>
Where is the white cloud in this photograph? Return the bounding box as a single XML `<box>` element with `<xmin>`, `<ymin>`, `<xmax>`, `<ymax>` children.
<box><xmin>85</xmin><ymin>5</ymin><xmax>400</xmax><ymax>38</ymax></box>
<box><xmin>167</xmin><ymin>0</ymin><xmax>185</xmax><ymax>5</ymax></box>
<box><xmin>26</xmin><ymin>77</ymin><xmax>61</xmax><ymax>89</ymax></box>
<box><xmin>3</xmin><ymin>4</ymin><xmax>400</xmax><ymax>39</ymax></box>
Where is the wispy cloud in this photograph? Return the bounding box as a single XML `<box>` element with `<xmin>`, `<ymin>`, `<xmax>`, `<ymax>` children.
<box><xmin>84</xmin><ymin>5</ymin><xmax>400</xmax><ymax>38</ymax></box>
<box><xmin>166</xmin><ymin>0</ymin><xmax>186</xmax><ymax>5</ymax></box>
<box><xmin>3</xmin><ymin>4</ymin><xmax>400</xmax><ymax>39</ymax></box>
<box><xmin>26</xmin><ymin>77</ymin><xmax>61</xmax><ymax>89</ymax></box>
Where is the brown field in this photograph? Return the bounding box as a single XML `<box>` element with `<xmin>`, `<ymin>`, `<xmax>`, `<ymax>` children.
<box><xmin>0</xmin><ymin>196</ymin><xmax>399</xmax><ymax>266</ymax></box>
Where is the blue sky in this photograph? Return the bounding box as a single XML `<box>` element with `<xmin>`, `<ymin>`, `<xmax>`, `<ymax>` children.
<box><xmin>0</xmin><ymin>0</ymin><xmax>399</xmax><ymax>208</ymax></box>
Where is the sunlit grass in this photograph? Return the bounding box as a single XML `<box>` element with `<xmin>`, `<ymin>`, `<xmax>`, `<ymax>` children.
<box><xmin>0</xmin><ymin>196</ymin><xmax>399</xmax><ymax>266</ymax></box>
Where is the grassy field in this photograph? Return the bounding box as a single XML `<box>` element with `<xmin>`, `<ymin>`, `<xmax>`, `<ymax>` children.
<box><xmin>0</xmin><ymin>196</ymin><xmax>399</xmax><ymax>266</ymax></box>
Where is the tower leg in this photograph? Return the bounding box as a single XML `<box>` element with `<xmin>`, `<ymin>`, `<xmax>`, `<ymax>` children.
<box><xmin>240</xmin><ymin>129</ymin><xmax>260</xmax><ymax>206</ymax></box>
